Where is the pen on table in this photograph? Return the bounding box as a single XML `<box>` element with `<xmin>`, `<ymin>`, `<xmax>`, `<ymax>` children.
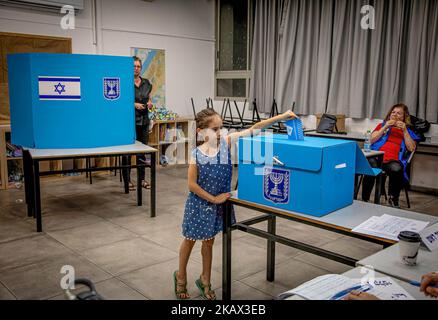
<box><xmin>330</xmin><ymin>284</ymin><xmax>371</xmax><ymax>300</ymax></box>
<box><xmin>409</xmin><ymin>280</ymin><xmax>438</xmax><ymax>289</ymax></box>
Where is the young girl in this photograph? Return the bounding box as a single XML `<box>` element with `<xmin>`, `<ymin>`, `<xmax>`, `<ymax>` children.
<box><xmin>174</xmin><ymin>108</ymin><xmax>296</xmax><ymax>300</ymax></box>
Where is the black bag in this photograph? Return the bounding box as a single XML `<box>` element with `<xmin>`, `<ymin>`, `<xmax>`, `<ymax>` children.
<box><xmin>316</xmin><ymin>114</ymin><xmax>338</xmax><ymax>134</ymax></box>
<box><xmin>410</xmin><ymin>115</ymin><xmax>431</xmax><ymax>142</ymax></box>
<box><xmin>65</xmin><ymin>278</ymin><xmax>104</xmax><ymax>300</ymax></box>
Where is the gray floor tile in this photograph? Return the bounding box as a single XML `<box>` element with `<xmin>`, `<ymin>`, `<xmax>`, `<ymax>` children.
<box><xmin>411</xmin><ymin>198</ymin><xmax>438</xmax><ymax>216</ymax></box>
<box><xmin>141</xmin><ymin>226</ymin><xmax>192</xmax><ymax>254</ymax></box>
<box><xmin>49</xmin><ymin>278</ymin><xmax>148</xmax><ymax>300</ymax></box>
<box><xmin>118</xmin><ymin>257</ymin><xmax>222</xmax><ymax>300</ymax></box>
<box><xmin>81</xmin><ymin>238</ymin><xmax>177</xmax><ymax>276</ymax></box>
<box><xmin>319</xmin><ymin>237</ymin><xmax>383</xmax><ymax>260</ymax></box>
<box><xmin>47</xmin><ymin>221</ymin><xmax>137</xmax><ymax>252</ymax></box>
<box><xmin>0</xmin><ymin>282</ymin><xmax>16</xmax><ymax>300</ymax></box>
<box><xmin>1</xmin><ymin>203</ymin><xmax>30</xmax><ymax>219</ymax></box>
<box><xmin>83</xmin><ymin>202</ymin><xmax>153</xmax><ymax>219</ymax></box>
<box><xmin>0</xmin><ymin>214</ymin><xmax>38</xmax><ymax>243</ymax></box>
<box><xmin>239</xmin><ymin>257</ymin><xmax>334</xmax><ymax>298</ymax></box>
<box><xmin>0</xmin><ymin>188</ymin><xmax>26</xmax><ymax>209</ymax></box>
<box><xmin>293</xmin><ymin>252</ymin><xmax>352</xmax><ymax>274</ymax></box>
<box><xmin>93</xmin><ymin>278</ymin><xmax>148</xmax><ymax>300</ymax></box>
<box><xmin>191</xmin><ymin>240</ymin><xmax>294</xmax><ymax>282</ymax></box>
<box><xmin>40</xmin><ymin>196</ymin><xmax>82</xmax><ymax>216</ymax></box>
<box><xmin>0</xmin><ymin>235</ymin><xmax>73</xmax><ymax>271</ymax></box>
<box><xmin>25</xmin><ymin>211</ymin><xmax>106</xmax><ymax>232</ymax></box>
<box><xmin>275</xmin><ymin>220</ymin><xmax>344</xmax><ymax>246</ymax></box>
<box><xmin>0</xmin><ymin>254</ymin><xmax>111</xmax><ymax>300</ymax></box>
<box><xmin>58</xmin><ymin>192</ymin><xmax>115</xmax><ymax>210</ymax></box>
<box><xmin>237</xmin><ymin>234</ymin><xmax>302</xmax><ymax>259</ymax></box>
<box><xmin>213</xmin><ymin>280</ymin><xmax>275</xmax><ymax>300</ymax></box>
<box><xmin>108</xmin><ymin>212</ymin><xmax>182</xmax><ymax>236</ymax></box>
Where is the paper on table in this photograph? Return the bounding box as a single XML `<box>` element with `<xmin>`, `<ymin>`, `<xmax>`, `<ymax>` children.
<box><xmin>352</xmin><ymin>214</ymin><xmax>429</xmax><ymax>241</ymax></box>
<box><xmin>278</xmin><ymin>274</ymin><xmax>357</xmax><ymax>300</ymax></box>
<box><xmin>279</xmin><ymin>274</ymin><xmax>414</xmax><ymax>300</ymax></box>
<box><xmin>420</xmin><ymin>223</ymin><xmax>438</xmax><ymax>251</ymax></box>
<box><xmin>357</xmin><ymin>276</ymin><xmax>414</xmax><ymax>300</ymax></box>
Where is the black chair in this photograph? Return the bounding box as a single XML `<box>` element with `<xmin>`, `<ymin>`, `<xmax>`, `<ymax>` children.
<box><xmin>380</xmin><ymin>150</ymin><xmax>415</xmax><ymax>208</ymax></box>
<box><xmin>191</xmin><ymin>97</ymin><xmax>216</xmax><ymax>121</ymax></box>
<box><xmin>221</xmin><ymin>98</ymin><xmax>246</xmax><ymax>130</ymax></box>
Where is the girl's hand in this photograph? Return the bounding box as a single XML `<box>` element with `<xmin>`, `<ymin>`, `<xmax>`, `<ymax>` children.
<box><xmin>212</xmin><ymin>193</ymin><xmax>231</xmax><ymax>204</ymax></box>
<box><xmin>280</xmin><ymin>110</ymin><xmax>297</xmax><ymax>120</ymax></box>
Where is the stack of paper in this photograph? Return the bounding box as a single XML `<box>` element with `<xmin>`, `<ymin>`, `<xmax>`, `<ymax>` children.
<box><xmin>279</xmin><ymin>274</ymin><xmax>414</xmax><ymax>300</ymax></box>
<box><xmin>351</xmin><ymin>214</ymin><xmax>429</xmax><ymax>241</ymax></box>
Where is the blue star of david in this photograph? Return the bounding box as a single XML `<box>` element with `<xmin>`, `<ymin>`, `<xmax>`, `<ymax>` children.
<box><xmin>54</xmin><ymin>83</ymin><xmax>66</xmax><ymax>95</ymax></box>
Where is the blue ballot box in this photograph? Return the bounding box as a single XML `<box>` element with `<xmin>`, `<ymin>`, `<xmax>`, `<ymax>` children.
<box><xmin>7</xmin><ymin>53</ymin><xmax>135</xmax><ymax>149</ymax></box>
<box><xmin>238</xmin><ymin>134</ymin><xmax>357</xmax><ymax>217</ymax></box>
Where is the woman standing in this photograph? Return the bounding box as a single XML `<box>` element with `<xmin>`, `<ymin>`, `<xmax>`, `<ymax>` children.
<box><xmin>123</xmin><ymin>56</ymin><xmax>152</xmax><ymax>190</ymax></box>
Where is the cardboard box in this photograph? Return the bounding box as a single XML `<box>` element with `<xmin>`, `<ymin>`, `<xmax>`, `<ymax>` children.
<box><xmin>238</xmin><ymin>134</ymin><xmax>356</xmax><ymax>217</ymax></box>
<box><xmin>7</xmin><ymin>53</ymin><xmax>135</xmax><ymax>149</ymax></box>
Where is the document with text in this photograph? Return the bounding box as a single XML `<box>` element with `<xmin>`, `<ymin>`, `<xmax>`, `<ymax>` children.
<box><xmin>352</xmin><ymin>214</ymin><xmax>429</xmax><ymax>241</ymax></box>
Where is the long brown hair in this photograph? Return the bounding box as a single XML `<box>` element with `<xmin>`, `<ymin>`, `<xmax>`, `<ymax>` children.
<box><xmin>384</xmin><ymin>103</ymin><xmax>412</xmax><ymax>126</ymax></box>
<box><xmin>195</xmin><ymin>108</ymin><xmax>220</xmax><ymax>146</ymax></box>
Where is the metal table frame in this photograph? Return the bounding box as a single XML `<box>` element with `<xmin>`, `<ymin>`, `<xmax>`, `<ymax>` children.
<box><xmin>22</xmin><ymin>144</ymin><xmax>157</xmax><ymax>232</ymax></box>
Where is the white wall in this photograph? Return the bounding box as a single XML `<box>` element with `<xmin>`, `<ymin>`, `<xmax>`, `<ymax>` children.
<box><xmin>0</xmin><ymin>0</ymin><xmax>95</xmax><ymax>53</ymax></box>
<box><xmin>0</xmin><ymin>0</ymin><xmax>215</xmax><ymax>118</ymax></box>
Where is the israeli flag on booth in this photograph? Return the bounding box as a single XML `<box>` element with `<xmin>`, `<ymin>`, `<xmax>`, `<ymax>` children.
<box><xmin>38</xmin><ymin>76</ymin><xmax>81</xmax><ymax>101</ymax></box>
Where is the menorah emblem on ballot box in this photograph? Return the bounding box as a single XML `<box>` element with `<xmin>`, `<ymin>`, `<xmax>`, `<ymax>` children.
<box><xmin>263</xmin><ymin>167</ymin><xmax>290</xmax><ymax>204</ymax></box>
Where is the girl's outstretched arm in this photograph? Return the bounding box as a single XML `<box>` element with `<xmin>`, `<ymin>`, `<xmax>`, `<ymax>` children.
<box><xmin>226</xmin><ymin>110</ymin><xmax>297</xmax><ymax>146</ymax></box>
<box><xmin>187</xmin><ymin>162</ymin><xmax>230</xmax><ymax>204</ymax></box>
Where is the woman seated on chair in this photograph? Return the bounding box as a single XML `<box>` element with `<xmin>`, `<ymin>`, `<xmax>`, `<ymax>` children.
<box><xmin>362</xmin><ymin>103</ymin><xmax>420</xmax><ymax>207</ymax></box>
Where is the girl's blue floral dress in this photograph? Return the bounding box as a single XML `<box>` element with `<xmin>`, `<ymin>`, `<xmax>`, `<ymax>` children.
<box><xmin>182</xmin><ymin>138</ymin><xmax>236</xmax><ymax>241</ymax></box>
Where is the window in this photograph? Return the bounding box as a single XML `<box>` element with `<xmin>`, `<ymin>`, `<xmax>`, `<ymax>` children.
<box><xmin>215</xmin><ymin>0</ymin><xmax>252</xmax><ymax>100</ymax></box>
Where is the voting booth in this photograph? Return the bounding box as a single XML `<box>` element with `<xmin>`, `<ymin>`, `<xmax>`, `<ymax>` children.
<box><xmin>238</xmin><ymin>134</ymin><xmax>357</xmax><ymax>217</ymax></box>
<box><xmin>7</xmin><ymin>53</ymin><xmax>135</xmax><ymax>149</ymax></box>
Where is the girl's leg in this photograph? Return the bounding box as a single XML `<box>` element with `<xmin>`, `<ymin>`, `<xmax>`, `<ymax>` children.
<box><xmin>176</xmin><ymin>238</ymin><xmax>196</xmax><ymax>299</ymax></box>
<box><xmin>200</xmin><ymin>238</ymin><xmax>215</xmax><ymax>299</ymax></box>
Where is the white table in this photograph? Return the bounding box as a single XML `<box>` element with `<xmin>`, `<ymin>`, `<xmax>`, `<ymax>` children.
<box><xmin>284</xmin><ymin>266</ymin><xmax>435</xmax><ymax>300</ymax></box>
<box><xmin>23</xmin><ymin>141</ymin><xmax>158</xmax><ymax>232</ymax></box>
<box><xmin>357</xmin><ymin>243</ymin><xmax>438</xmax><ymax>284</ymax></box>
<box><xmin>221</xmin><ymin>193</ymin><xmax>438</xmax><ymax>300</ymax></box>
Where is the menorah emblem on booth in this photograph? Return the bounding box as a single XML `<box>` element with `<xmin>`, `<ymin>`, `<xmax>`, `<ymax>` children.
<box><xmin>103</xmin><ymin>77</ymin><xmax>120</xmax><ymax>100</ymax></box>
<box><xmin>107</xmin><ymin>81</ymin><xmax>117</xmax><ymax>95</ymax></box>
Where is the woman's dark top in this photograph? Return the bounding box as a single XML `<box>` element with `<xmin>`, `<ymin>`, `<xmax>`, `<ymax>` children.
<box><xmin>135</xmin><ymin>77</ymin><xmax>152</xmax><ymax>126</ymax></box>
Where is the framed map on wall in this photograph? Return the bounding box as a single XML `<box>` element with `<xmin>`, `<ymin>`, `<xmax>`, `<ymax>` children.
<box><xmin>131</xmin><ymin>47</ymin><xmax>165</xmax><ymax>108</ymax></box>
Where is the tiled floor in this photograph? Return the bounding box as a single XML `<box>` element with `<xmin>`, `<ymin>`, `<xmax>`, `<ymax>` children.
<box><xmin>0</xmin><ymin>166</ymin><xmax>437</xmax><ymax>300</ymax></box>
